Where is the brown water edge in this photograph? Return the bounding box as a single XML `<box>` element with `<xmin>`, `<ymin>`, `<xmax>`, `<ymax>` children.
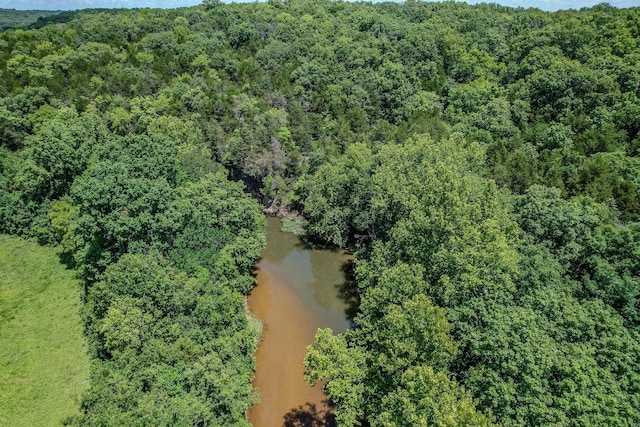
<box><xmin>247</xmin><ymin>216</ymin><xmax>353</xmax><ymax>427</ymax></box>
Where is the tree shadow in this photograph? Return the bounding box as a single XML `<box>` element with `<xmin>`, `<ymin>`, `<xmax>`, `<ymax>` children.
<box><xmin>283</xmin><ymin>401</ymin><xmax>337</xmax><ymax>427</ymax></box>
<box><xmin>337</xmin><ymin>258</ymin><xmax>361</xmax><ymax>321</ymax></box>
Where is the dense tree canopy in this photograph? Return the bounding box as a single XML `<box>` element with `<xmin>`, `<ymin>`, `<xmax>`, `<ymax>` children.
<box><xmin>1</xmin><ymin>1</ymin><xmax>639</xmax><ymax>425</ymax></box>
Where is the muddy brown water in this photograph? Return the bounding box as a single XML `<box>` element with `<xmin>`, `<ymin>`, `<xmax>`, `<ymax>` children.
<box><xmin>247</xmin><ymin>216</ymin><xmax>353</xmax><ymax>427</ymax></box>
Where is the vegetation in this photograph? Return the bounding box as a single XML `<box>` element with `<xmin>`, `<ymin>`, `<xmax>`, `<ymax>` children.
<box><xmin>0</xmin><ymin>9</ymin><xmax>62</xmax><ymax>31</ymax></box>
<box><xmin>0</xmin><ymin>1</ymin><xmax>639</xmax><ymax>425</ymax></box>
<box><xmin>0</xmin><ymin>235</ymin><xmax>89</xmax><ymax>426</ymax></box>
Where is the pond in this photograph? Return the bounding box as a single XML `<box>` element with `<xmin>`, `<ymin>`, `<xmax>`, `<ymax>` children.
<box><xmin>247</xmin><ymin>216</ymin><xmax>354</xmax><ymax>427</ymax></box>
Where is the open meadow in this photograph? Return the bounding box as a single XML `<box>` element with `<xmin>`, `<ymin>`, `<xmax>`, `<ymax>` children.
<box><xmin>0</xmin><ymin>236</ymin><xmax>89</xmax><ymax>426</ymax></box>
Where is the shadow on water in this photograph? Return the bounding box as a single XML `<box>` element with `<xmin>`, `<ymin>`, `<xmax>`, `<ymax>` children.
<box><xmin>337</xmin><ymin>258</ymin><xmax>361</xmax><ymax>322</ymax></box>
<box><xmin>283</xmin><ymin>401</ymin><xmax>337</xmax><ymax>427</ymax></box>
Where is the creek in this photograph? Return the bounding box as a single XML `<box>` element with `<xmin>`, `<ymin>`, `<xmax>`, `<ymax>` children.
<box><xmin>247</xmin><ymin>216</ymin><xmax>354</xmax><ymax>427</ymax></box>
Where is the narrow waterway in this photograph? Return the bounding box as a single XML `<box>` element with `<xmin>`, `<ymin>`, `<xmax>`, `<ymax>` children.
<box><xmin>247</xmin><ymin>216</ymin><xmax>353</xmax><ymax>427</ymax></box>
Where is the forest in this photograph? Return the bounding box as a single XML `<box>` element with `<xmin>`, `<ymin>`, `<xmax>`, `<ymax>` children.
<box><xmin>0</xmin><ymin>0</ymin><xmax>639</xmax><ymax>425</ymax></box>
<box><xmin>0</xmin><ymin>9</ymin><xmax>63</xmax><ymax>31</ymax></box>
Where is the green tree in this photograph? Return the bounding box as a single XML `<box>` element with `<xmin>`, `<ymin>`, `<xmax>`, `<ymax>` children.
<box><xmin>303</xmin><ymin>142</ymin><xmax>375</xmax><ymax>246</ymax></box>
<box><xmin>375</xmin><ymin>365</ymin><xmax>494</xmax><ymax>427</ymax></box>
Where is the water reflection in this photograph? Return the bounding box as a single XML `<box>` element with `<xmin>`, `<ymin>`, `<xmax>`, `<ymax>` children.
<box><xmin>308</xmin><ymin>249</ymin><xmax>352</xmax><ymax>314</ymax></box>
<box><xmin>260</xmin><ymin>217</ymin><xmax>301</xmax><ymax>263</ymax></box>
<box><xmin>336</xmin><ymin>259</ymin><xmax>360</xmax><ymax>321</ymax></box>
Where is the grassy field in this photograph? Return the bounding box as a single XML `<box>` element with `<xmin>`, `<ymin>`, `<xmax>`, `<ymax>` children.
<box><xmin>0</xmin><ymin>235</ymin><xmax>89</xmax><ymax>426</ymax></box>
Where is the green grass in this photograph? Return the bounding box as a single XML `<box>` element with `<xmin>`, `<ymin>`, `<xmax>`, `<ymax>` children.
<box><xmin>0</xmin><ymin>235</ymin><xmax>89</xmax><ymax>426</ymax></box>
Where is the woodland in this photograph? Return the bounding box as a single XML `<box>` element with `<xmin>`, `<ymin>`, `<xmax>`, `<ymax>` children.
<box><xmin>0</xmin><ymin>1</ymin><xmax>639</xmax><ymax>426</ymax></box>
<box><xmin>0</xmin><ymin>9</ymin><xmax>62</xmax><ymax>31</ymax></box>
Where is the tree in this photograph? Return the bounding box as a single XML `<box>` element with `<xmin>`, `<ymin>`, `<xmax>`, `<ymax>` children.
<box><xmin>375</xmin><ymin>365</ymin><xmax>494</xmax><ymax>427</ymax></box>
<box><xmin>164</xmin><ymin>172</ymin><xmax>265</xmax><ymax>290</ymax></box>
<box><xmin>304</xmin><ymin>329</ymin><xmax>367</xmax><ymax>426</ymax></box>
<box><xmin>303</xmin><ymin>142</ymin><xmax>375</xmax><ymax>246</ymax></box>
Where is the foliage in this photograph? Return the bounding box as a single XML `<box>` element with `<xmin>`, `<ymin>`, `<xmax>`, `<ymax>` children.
<box><xmin>305</xmin><ymin>134</ymin><xmax>512</xmax><ymax>424</ymax></box>
<box><xmin>280</xmin><ymin>216</ymin><xmax>306</xmax><ymax>236</ymax></box>
<box><xmin>0</xmin><ymin>9</ymin><xmax>62</xmax><ymax>31</ymax></box>
<box><xmin>0</xmin><ymin>11</ymin><xmax>267</xmax><ymax>420</ymax></box>
<box><xmin>304</xmin><ymin>132</ymin><xmax>639</xmax><ymax>425</ymax></box>
<box><xmin>1</xmin><ymin>1</ymin><xmax>639</xmax><ymax>425</ymax></box>
<box><xmin>76</xmin><ymin>254</ymin><xmax>258</xmax><ymax>426</ymax></box>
